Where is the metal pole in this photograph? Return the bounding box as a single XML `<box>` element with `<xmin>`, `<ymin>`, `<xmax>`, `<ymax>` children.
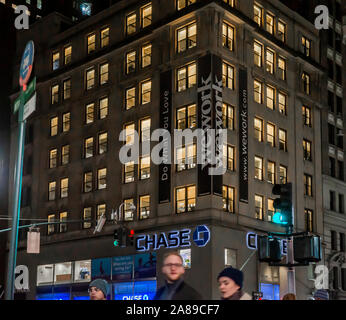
<box><xmin>5</xmin><ymin>114</ymin><xmax>26</xmax><ymax>300</ymax></box>
<box><xmin>286</xmin><ymin>225</ymin><xmax>296</xmax><ymax>295</ymax></box>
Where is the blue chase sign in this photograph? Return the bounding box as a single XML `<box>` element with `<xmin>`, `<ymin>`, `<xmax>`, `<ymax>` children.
<box><xmin>19</xmin><ymin>41</ymin><xmax>34</xmax><ymax>90</ymax></box>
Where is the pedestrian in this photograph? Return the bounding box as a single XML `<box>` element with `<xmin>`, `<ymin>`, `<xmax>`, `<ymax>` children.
<box><xmin>313</xmin><ymin>289</ymin><xmax>329</xmax><ymax>300</ymax></box>
<box><xmin>88</xmin><ymin>279</ymin><xmax>109</xmax><ymax>300</ymax></box>
<box><xmin>282</xmin><ymin>293</ymin><xmax>296</xmax><ymax>300</ymax></box>
<box><xmin>217</xmin><ymin>267</ymin><xmax>252</xmax><ymax>300</ymax></box>
<box><xmin>154</xmin><ymin>251</ymin><xmax>202</xmax><ymax>300</ymax></box>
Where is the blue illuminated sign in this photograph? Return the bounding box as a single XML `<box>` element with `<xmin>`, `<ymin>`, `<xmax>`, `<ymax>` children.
<box><xmin>135</xmin><ymin>225</ymin><xmax>210</xmax><ymax>252</ymax></box>
<box><xmin>113</xmin><ymin>280</ymin><xmax>156</xmax><ymax>301</ymax></box>
<box><xmin>36</xmin><ymin>292</ymin><xmax>70</xmax><ymax>300</ymax></box>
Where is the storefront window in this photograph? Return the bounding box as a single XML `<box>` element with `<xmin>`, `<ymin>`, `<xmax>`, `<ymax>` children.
<box><xmin>74</xmin><ymin>260</ymin><xmax>91</xmax><ymax>282</ymax></box>
<box><xmin>224</xmin><ymin>248</ymin><xmax>237</xmax><ymax>268</ymax></box>
<box><xmin>259</xmin><ymin>283</ymin><xmax>280</xmax><ymax>300</ymax></box>
<box><xmin>54</xmin><ymin>262</ymin><xmax>72</xmax><ymax>284</ymax></box>
<box><xmin>179</xmin><ymin>248</ymin><xmax>191</xmax><ymax>269</ymax></box>
<box><xmin>37</xmin><ymin>264</ymin><xmax>54</xmax><ymax>285</ymax></box>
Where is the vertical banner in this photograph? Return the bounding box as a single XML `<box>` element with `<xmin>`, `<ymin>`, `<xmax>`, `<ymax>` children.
<box><xmin>197</xmin><ymin>55</ymin><xmax>212</xmax><ymax>196</ymax></box>
<box><xmin>239</xmin><ymin>68</ymin><xmax>249</xmax><ymax>203</ymax></box>
<box><xmin>159</xmin><ymin>70</ymin><xmax>172</xmax><ymax>203</ymax></box>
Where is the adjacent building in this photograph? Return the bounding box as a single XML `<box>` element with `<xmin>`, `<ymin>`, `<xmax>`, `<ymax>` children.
<box><xmin>8</xmin><ymin>0</ymin><xmax>328</xmax><ymax>300</ymax></box>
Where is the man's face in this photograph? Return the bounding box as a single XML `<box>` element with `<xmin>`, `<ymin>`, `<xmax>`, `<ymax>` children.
<box><xmin>162</xmin><ymin>255</ymin><xmax>185</xmax><ymax>283</ymax></box>
<box><xmin>218</xmin><ymin>276</ymin><xmax>240</xmax><ymax>299</ymax></box>
<box><xmin>89</xmin><ymin>287</ymin><xmax>105</xmax><ymax>300</ymax></box>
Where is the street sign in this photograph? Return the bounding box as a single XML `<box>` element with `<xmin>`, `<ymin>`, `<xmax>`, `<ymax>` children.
<box><xmin>19</xmin><ymin>41</ymin><xmax>34</xmax><ymax>90</ymax></box>
<box><xmin>23</xmin><ymin>93</ymin><xmax>36</xmax><ymax>121</ymax></box>
<box><xmin>14</xmin><ymin>96</ymin><xmax>21</xmax><ymax>114</ymax></box>
<box><xmin>13</xmin><ymin>77</ymin><xmax>36</xmax><ymax>114</ymax></box>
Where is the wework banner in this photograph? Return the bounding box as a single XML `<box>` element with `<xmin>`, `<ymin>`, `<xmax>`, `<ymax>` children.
<box><xmin>239</xmin><ymin>68</ymin><xmax>248</xmax><ymax>203</ymax></box>
<box><xmin>197</xmin><ymin>54</ymin><xmax>223</xmax><ymax>196</ymax></box>
<box><xmin>159</xmin><ymin>70</ymin><xmax>172</xmax><ymax>203</ymax></box>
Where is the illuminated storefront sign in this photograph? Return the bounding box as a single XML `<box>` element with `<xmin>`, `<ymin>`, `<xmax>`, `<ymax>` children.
<box><xmin>135</xmin><ymin>225</ymin><xmax>211</xmax><ymax>252</ymax></box>
<box><xmin>113</xmin><ymin>280</ymin><xmax>157</xmax><ymax>301</ymax></box>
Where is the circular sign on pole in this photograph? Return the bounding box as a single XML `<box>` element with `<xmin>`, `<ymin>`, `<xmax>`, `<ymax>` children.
<box><xmin>19</xmin><ymin>41</ymin><xmax>34</xmax><ymax>92</ymax></box>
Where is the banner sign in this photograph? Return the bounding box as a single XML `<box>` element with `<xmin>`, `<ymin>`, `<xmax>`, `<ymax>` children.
<box><xmin>239</xmin><ymin>68</ymin><xmax>249</xmax><ymax>203</ymax></box>
<box><xmin>159</xmin><ymin>70</ymin><xmax>172</xmax><ymax>203</ymax></box>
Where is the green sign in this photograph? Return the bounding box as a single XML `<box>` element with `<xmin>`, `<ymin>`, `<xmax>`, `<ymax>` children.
<box><xmin>13</xmin><ymin>77</ymin><xmax>36</xmax><ymax>114</ymax></box>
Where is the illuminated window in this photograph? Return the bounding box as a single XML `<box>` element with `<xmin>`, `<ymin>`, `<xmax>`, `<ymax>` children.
<box><xmin>51</xmin><ymin>85</ymin><xmax>59</xmax><ymax>104</ymax></box>
<box><xmin>86</xmin><ymin>68</ymin><xmax>95</xmax><ymax>90</ymax></box>
<box><xmin>278</xmin><ymin>56</ymin><xmax>286</xmax><ymax>80</ymax></box>
<box><xmin>124</xmin><ymin>161</ymin><xmax>135</xmax><ymax>183</ymax></box>
<box><xmin>266</xmin><ymin>12</ymin><xmax>275</xmax><ymax>34</ymax></box>
<box><xmin>177</xmin><ymin>0</ymin><xmax>196</xmax><ymax>10</ymax></box>
<box><xmin>222</xmin><ymin>103</ymin><xmax>234</xmax><ymax>130</ymax></box>
<box><xmin>302</xmin><ymin>72</ymin><xmax>310</xmax><ymax>95</ymax></box>
<box><xmin>302</xmin><ymin>105</ymin><xmax>312</xmax><ymax>127</ymax></box>
<box><xmin>223</xmin><ymin>145</ymin><xmax>235</xmax><ymax>171</ymax></box>
<box><xmin>126</xmin><ymin>12</ymin><xmax>136</xmax><ymax>35</ymax></box>
<box><xmin>97</xmin><ymin>168</ymin><xmax>107</xmax><ymax>190</ymax></box>
<box><xmin>141</xmin><ymin>3</ymin><xmax>152</xmax><ymax>28</ymax></box>
<box><xmin>254</xmin><ymin>156</ymin><xmax>263</xmax><ymax>180</ymax></box>
<box><xmin>48</xmin><ymin>215</ymin><xmax>55</xmax><ymax>235</ymax></box>
<box><xmin>278</xmin><ymin>92</ymin><xmax>287</xmax><ymax>115</ymax></box>
<box><xmin>61</xmin><ymin>145</ymin><xmax>70</xmax><ymax>165</ymax></box>
<box><xmin>267</xmin><ymin>161</ymin><xmax>276</xmax><ymax>184</ymax></box>
<box><xmin>140</xmin><ymin>195</ymin><xmax>150</xmax><ymax>219</ymax></box>
<box><xmin>62</xmin><ymin>112</ymin><xmax>70</xmax><ymax>132</ymax></box>
<box><xmin>85</xmin><ymin>103</ymin><xmax>94</xmax><ymax>124</ymax></box>
<box><xmin>63</xmin><ymin>79</ymin><xmax>71</xmax><ymax>100</ymax></box>
<box><xmin>267</xmin><ymin>123</ymin><xmax>275</xmax><ymax>147</ymax></box>
<box><xmin>124</xmin><ymin>199</ymin><xmax>135</xmax><ymax>221</ymax></box>
<box><xmin>222</xmin><ymin>62</ymin><xmax>234</xmax><ymax>89</ymax></box>
<box><xmin>222</xmin><ymin>22</ymin><xmax>235</xmax><ymax>51</ymax></box>
<box><xmin>99</xmin><ymin>97</ymin><xmax>108</xmax><ymax>119</ymax></box>
<box><xmin>95</xmin><ymin>204</ymin><xmax>106</xmax><ymax>222</ymax></box>
<box><xmin>98</xmin><ymin>132</ymin><xmax>108</xmax><ymax>155</ymax></box>
<box><xmin>48</xmin><ymin>182</ymin><xmax>56</xmax><ymax>201</ymax></box>
<box><xmin>177</xmin><ymin>62</ymin><xmax>196</xmax><ymax>92</ymax></box>
<box><xmin>223</xmin><ymin>186</ymin><xmax>235</xmax><ymax>213</ymax></box>
<box><xmin>279</xmin><ymin>129</ymin><xmax>287</xmax><ymax>152</ymax></box>
<box><xmin>60</xmin><ymin>178</ymin><xmax>69</xmax><ymax>198</ymax></box>
<box><xmin>305</xmin><ymin>209</ymin><xmax>313</xmax><ymax>232</ymax></box>
<box><xmin>255</xmin><ymin>195</ymin><xmax>264</xmax><ymax>220</ymax></box>
<box><xmin>124</xmin><ymin>123</ymin><xmax>135</xmax><ymax>145</ymax></box>
<box><xmin>177</xmin><ymin>22</ymin><xmax>197</xmax><ymax>53</ymax></box>
<box><xmin>253</xmin><ymin>4</ymin><xmax>263</xmax><ymax>27</ymax></box>
<box><xmin>50</xmin><ymin>117</ymin><xmax>58</xmax><ymax>136</ymax></box>
<box><xmin>101</xmin><ymin>27</ymin><xmax>110</xmax><ymax>48</ymax></box>
<box><xmin>140</xmin><ymin>118</ymin><xmax>151</xmax><ymax>142</ymax></box>
<box><xmin>303</xmin><ymin>139</ymin><xmax>312</xmax><ymax>161</ymax></box>
<box><xmin>176</xmin><ymin>185</ymin><xmax>196</xmax><ymax>213</ymax></box>
<box><xmin>140</xmin><ymin>155</ymin><xmax>150</xmax><ymax>179</ymax></box>
<box><xmin>279</xmin><ymin>165</ymin><xmax>287</xmax><ymax>184</ymax></box>
<box><xmin>254</xmin><ymin>117</ymin><xmax>263</xmax><ymax>142</ymax></box>
<box><xmin>176</xmin><ymin>104</ymin><xmax>197</xmax><ymax>129</ymax></box>
<box><xmin>87</xmin><ymin>33</ymin><xmax>96</xmax><ymax>54</ymax></box>
<box><xmin>64</xmin><ymin>46</ymin><xmax>72</xmax><ymax>65</ymax></box>
<box><xmin>266</xmin><ymin>48</ymin><xmax>275</xmax><ymax>74</ymax></box>
<box><xmin>126</xmin><ymin>51</ymin><xmax>136</xmax><ymax>74</ymax></box>
<box><xmin>84</xmin><ymin>137</ymin><xmax>94</xmax><ymax>158</ymax></box>
<box><xmin>100</xmin><ymin>63</ymin><xmax>109</xmax><ymax>85</ymax></box>
<box><xmin>52</xmin><ymin>52</ymin><xmax>60</xmax><ymax>70</ymax></box>
<box><xmin>302</xmin><ymin>36</ymin><xmax>311</xmax><ymax>57</ymax></box>
<box><xmin>140</xmin><ymin>79</ymin><xmax>152</xmax><ymax>104</ymax></box>
<box><xmin>266</xmin><ymin>86</ymin><xmax>275</xmax><ymax>110</ymax></box>
<box><xmin>254</xmin><ymin>41</ymin><xmax>263</xmax><ymax>67</ymax></box>
<box><xmin>83</xmin><ymin>207</ymin><xmax>92</xmax><ymax>229</ymax></box>
<box><xmin>141</xmin><ymin>43</ymin><xmax>152</xmax><ymax>68</ymax></box>
<box><xmin>59</xmin><ymin>212</ymin><xmax>67</xmax><ymax>233</ymax></box>
<box><xmin>176</xmin><ymin>144</ymin><xmax>196</xmax><ymax>172</ymax></box>
<box><xmin>84</xmin><ymin>172</ymin><xmax>93</xmax><ymax>193</ymax></box>
<box><xmin>267</xmin><ymin>199</ymin><xmax>275</xmax><ymax>222</ymax></box>
<box><xmin>126</xmin><ymin>87</ymin><xmax>136</xmax><ymax>110</ymax></box>
<box><xmin>49</xmin><ymin>149</ymin><xmax>57</xmax><ymax>168</ymax></box>
<box><xmin>278</xmin><ymin>20</ymin><xmax>286</xmax><ymax>42</ymax></box>
<box><xmin>304</xmin><ymin>174</ymin><xmax>312</xmax><ymax>196</ymax></box>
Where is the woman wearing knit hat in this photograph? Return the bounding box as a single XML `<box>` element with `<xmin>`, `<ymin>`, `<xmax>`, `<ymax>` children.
<box><xmin>88</xmin><ymin>279</ymin><xmax>109</xmax><ymax>300</ymax></box>
<box><xmin>217</xmin><ymin>267</ymin><xmax>252</xmax><ymax>300</ymax></box>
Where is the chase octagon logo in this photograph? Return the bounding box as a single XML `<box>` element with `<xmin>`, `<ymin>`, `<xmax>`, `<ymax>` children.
<box><xmin>193</xmin><ymin>225</ymin><xmax>211</xmax><ymax>247</ymax></box>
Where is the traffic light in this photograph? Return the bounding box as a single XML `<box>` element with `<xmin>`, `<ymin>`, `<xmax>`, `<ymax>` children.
<box><xmin>113</xmin><ymin>227</ymin><xmax>124</xmax><ymax>247</ymax></box>
<box><xmin>257</xmin><ymin>235</ymin><xmax>282</xmax><ymax>263</ymax></box>
<box><xmin>271</xmin><ymin>183</ymin><xmax>292</xmax><ymax>226</ymax></box>
<box><xmin>126</xmin><ymin>228</ymin><xmax>135</xmax><ymax>247</ymax></box>
<box><xmin>293</xmin><ymin>235</ymin><xmax>321</xmax><ymax>263</ymax></box>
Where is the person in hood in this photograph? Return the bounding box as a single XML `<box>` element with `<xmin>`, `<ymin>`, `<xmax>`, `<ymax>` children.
<box><xmin>217</xmin><ymin>267</ymin><xmax>252</xmax><ymax>300</ymax></box>
<box><xmin>154</xmin><ymin>251</ymin><xmax>202</xmax><ymax>300</ymax></box>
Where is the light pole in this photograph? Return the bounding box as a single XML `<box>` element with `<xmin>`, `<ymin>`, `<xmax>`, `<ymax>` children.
<box><xmin>111</xmin><ymin>202</ymin><xmax>136</xmax><ymax>223</ymax></box>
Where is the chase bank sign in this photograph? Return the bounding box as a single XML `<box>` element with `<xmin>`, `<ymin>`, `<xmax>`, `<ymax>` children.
<box><xmin>136</xmin><ymin>225</ymin><xmax>211</xmax><ymax>252</ymax></box>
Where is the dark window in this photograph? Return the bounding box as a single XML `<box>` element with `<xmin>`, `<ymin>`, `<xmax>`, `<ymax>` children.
<box><xmin>333</xmin><ymin>267</ymin><xmax>339</xmax><ymax>290</ymax></box>
<box><xmin>331</xmin><ymin>230</ymin><xmax>337</xmax><ymax>250</ymax></box>
<box><xmin>339</xmin><ymin>194</ymin><xmax>345</xmax><ymax>214</ymax></box>
<box><xmin>342</xmin><ymin>269</ymin><xmax>346</xmax><ymax>291</ymax></box>
<box><xmin>328</xmin><ymin>124</ymin><xmax>335</xmax><ymax>145</ymax></box>
<box><xmin>330</xmin><ymin>190</ymin><xmax>336</xmax><ymax>211</ymax></box>
<box><xmin>336</xmin><ymin>65</ymin><xmax>342</xmax><ymax>84</ymax></box>
<box><xmin>329</xmin><ymin>157</ymin><xmax>336</xmax><ymax>177</ymax></box>
<box><xmin>336</xmin><ymin>96</ymin><xmax>342</xmax><ymax>115</ymax></box>
<box><xmin>338</xmin><ymin>161</ymin><xmax>344</xmax><ymax>180</ymax></box>
<box><xmin>328</xmin><ymin>91</ymin><xmax>334</xmax><ymax>112</ymax></box>
<box><xmin>327</xmin><ymin>59</ymin><xmax>334</xmax><ymax>79</ymax></box>
<box><xmin>340</xmin><ymin>233</ymin><xmax>345</xmax><ymax>252</ymax></box>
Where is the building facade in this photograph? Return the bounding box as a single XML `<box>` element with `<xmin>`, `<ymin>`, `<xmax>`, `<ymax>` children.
<box><xmin>8</xmin><ymin>0</ymin><xmax>326</xmax><ymax>300</ymax></box>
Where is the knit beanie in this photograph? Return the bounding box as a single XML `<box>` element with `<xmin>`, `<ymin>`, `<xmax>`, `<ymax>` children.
<box><xmin>89</xmin><ymin>279</ymin><xmax>109</xmax><ymax>298</ymax></box>
<box><xmin>217</xmin><ymin>267</ymin><xmax>243</xmax><ymax>289</ymax></box>
<box><xmin>313</xmin><ymin>289</ymin><xmax>329</xmax><ymax>300</ymax></box>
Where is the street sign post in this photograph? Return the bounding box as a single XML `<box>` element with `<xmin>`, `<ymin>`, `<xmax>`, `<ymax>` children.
<box><xmin>6</xmin><ymin>40</ymin><xmax>36</xmax><ymax>300</ymax></box>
